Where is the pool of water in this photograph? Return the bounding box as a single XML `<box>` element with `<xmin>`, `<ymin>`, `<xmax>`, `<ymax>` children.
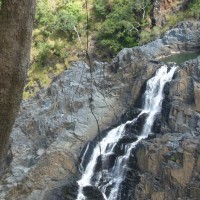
<box><xmin>162</xmin><ymin>52</ymin><xmax>200</xmax><ymax>65</ymax></box>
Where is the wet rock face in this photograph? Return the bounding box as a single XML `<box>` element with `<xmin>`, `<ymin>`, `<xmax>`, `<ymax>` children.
<box><xmin>125</xmin><ymin>113</ymin><xmax>148</xmax><ymax>135</ymax></box>
<box><xmin>83</xmin><ymin>186</ymin><xmax>105</xmax><ymax>200</ymax></box>
<box><xmin>160</xmin><ymin>56</ymin><xmax>200</xmax><ymax>135</ymax></box>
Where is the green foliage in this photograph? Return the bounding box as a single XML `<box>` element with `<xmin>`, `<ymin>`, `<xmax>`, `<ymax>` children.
<box><xmin>93</xmin><ymin>0</ymin><xmax>109</xmax><ymax>20</ymax></box>
<box><xmin>165</xmin><ymin>12</ymin><xmax>185</xmax><ymax>28</ymax></box>
<box><xmin>139</xmin><ymin>30</ymin><xmax>151</xmax><ymax>45</ymax></box>
<box><xmin>28</xmin><ymin>0</ymin><xmax>85</xmax><ymax>98</ymax></box>
<box><xmin>56</xmin><ymin>2</ymin><xmax>84</xmax><ymax>33</ymax></box>
<box><xmin>32</xmin><ymin>0</ymin><xmax>85</xmax><ymax>69</ymax></box>
<box><xmin>36</xmin><ymin>43</ymin><xmax>52</xmax><ymax>65</ymax></box>
<box><xmin>96</xmin><ymin>0</ymin><xmax>151</xmax><ymax>56</ymax></box>
<box><xmin>35</xmin><ymin>0</ymin><xmax>57</xmax><ymax>31</ymax></box>
<box><xmin>170</xmin><ymin>155</ymin><xmax>177</xmax><ymax>162</ymax></box>
<box><xmin>188</xmin><ymin>0</ymin><xmax>200</xmax><ymax>19</ymax></box>
<box><xmin>35</xmin><ymin>0</ymin><xmax>84</xmax><ymax>37</ymax></box>
<box><xmin>26</xmin><ymin>0</ymin><xmax>200</xmax><ymax>99</ymax></box>
<box><xmin>33</xmin><ymin>39</ymin><xmax>66</xmax><ymax>68</ymax></box>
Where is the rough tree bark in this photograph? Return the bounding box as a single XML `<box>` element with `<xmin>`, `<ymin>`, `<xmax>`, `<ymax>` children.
<box><xmin>0</xmin><ymin>0</ymin><xmax>36</xmax><ymax>175</ymax></box>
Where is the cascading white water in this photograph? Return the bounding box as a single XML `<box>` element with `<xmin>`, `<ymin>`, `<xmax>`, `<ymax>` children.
<box><xmin>76</xmin><ymin>65</ymin><xmax>177</xmax><ymax>200</ymax></box>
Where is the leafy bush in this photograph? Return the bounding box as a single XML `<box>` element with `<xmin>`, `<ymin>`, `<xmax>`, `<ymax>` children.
<box><xmin>35</xmin><ymin>0</ymin><xmax>57</xmax><ymax>31</ymax></box>
<box><xmin>36</xmin><ymin>43</ymin><xmax>52</xmax><ymax>65</ymax></box>
<box><xmin>55</xmin><ymin>2</ymin><xmax>85</xmax><ymax>34</ymax></box>
<box><xmin>93</xmin><ymin>0</ymin><xmax>106</xmax><ymax>19</ymax></box>
<box><xmin>188</xmin><ymin>0</ymin><xmax>200</xmax><ymax>19</ymax></box>
<box><xmin>93</xmin><ymin>0</ymin><xmax>111</xmax><ymax>20</ymax></box>
<box><xmin>96</xmin><ymin>0</ymin><xmax>151</xmax><ymax>56</ymax></box>
<box><xmin>32</xmin><ymin>0</ymin><xmax>85</xmax><ymax>69</ymax></box>
<box><xmin>34</xmin><ymin>39</ymin><xmax>66</xmax><ymax>68</ymax></box>
<box><xmin>139</xmin><ymin>30</ymin><xmax>151</xmax><ymax>45</ymax></box>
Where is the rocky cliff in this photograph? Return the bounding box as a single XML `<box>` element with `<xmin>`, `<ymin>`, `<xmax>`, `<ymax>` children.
<box><xmin>0</xmin><ymin>19</ymin><xmax>199</xmax><ymax>200</ymax></box>
<box><xmin>0</xmin><ymin>61</ymin><xmax>125</xmax><ymax>199</ymax></box>
<box><xmin>134</xmin><ymin>57</ymin><xmax>200</xmax><ymax>199</ymax></box>
<box><xmin>151</xmin><ymin>0</ymin><xmax>189</xmax><ymax>27</ymax></box>
<box><xmin>99</xmin><ymin>19</ymin><xmax>200</xmax><ymax>200</ymax></box>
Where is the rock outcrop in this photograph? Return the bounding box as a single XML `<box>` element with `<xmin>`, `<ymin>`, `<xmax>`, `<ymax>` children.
<box><xmin>0</xmin><ymin>19</ymin><xmax>199</xmax><ymax>199</ymax></box>
<box><xmin>135</xmin><ymin>133</ymin><xmax>200</xmax><ymax>200</ymax></box>
<box><xmin>162</xmin><ymin>57</ymin><xmax>200</xmax><ymax>135</ymax></box>
<box><xmin>152</xmin><ymin>0</ymin><xmax>189</xmax><ymax>28</ymax></box>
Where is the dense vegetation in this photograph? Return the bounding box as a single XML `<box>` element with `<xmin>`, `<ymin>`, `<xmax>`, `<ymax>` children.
<box><xmin>25</xmin><ymin>0</ymin><xmax>86</xmax><ymax>98</ymax></box>
<box><xmin>24</xmin><ymin>0</ymin><xmax>200</xmax><ymax>98</ymax></box>
<box><xmin>93</xmin><ymin>0</ymin><xmax>151</xmax><ymax>56</ymax></box>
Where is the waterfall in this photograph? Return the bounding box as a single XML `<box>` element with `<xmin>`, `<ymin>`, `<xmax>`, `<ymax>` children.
<box><xmin>76</xmin><ymin>65</ymin><xmax>177</xmax><ymax>200</ymax></box>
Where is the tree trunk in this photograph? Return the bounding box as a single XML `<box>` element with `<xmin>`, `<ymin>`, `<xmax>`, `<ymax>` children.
<box><xmin>0</xmin><ymin>0</ymin><xmax>36</xmax><ymax>175</ymax></box>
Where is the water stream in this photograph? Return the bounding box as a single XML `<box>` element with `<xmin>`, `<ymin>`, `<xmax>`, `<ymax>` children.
<box><xmin>76</xmin><ymin>65</ymin><xmax>177</xmax><ymax>200</ymax></box>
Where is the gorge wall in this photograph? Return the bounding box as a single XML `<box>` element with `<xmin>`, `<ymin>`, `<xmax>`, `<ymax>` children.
<box><xmin>134</xmin><ymin>55</ymin><xmax>200</xmax><ymax>200</ymax></box>
<box><xmin>0</xmin><ymin>19</ymin><xmax>199</xmax><ymax>199</ymax></box>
